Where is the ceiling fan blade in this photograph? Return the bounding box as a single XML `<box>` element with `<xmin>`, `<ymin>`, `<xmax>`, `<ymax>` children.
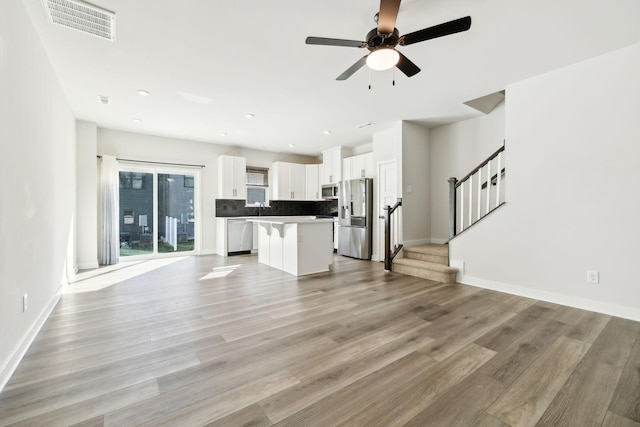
<box><xmin>399</xmin><ymin>16</ymin><xmax>472</xmax><ymax>46</ymax></box>
<box><xmin>306</xmin><ymin>37</ymin><xmax>366</xmax><ymax>48</ymax></box>
<box><xmin>396</xmin><ymin>51</ymin><xmax>421</xmax><ymax>77</ymax></box>
<box><xmin>336</xmin><ymin>56</ymin><xmax>368</xmax><ymax>81</ymax></box>
<box><xmin>378</xmin><ymin>0</ymin><xmax>401</xmax><ymax>34</ymax></box>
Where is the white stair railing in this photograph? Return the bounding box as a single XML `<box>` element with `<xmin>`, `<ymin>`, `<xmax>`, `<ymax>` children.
<box><xmin>448</xmin><ymin>144</ymin><xmax>505</xmax><ymax>239</ymax></box>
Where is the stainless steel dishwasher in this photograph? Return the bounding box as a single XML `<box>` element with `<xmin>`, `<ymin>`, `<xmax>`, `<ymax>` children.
<box><xmin>227</xmin><ymin>219</ymin><xmax>253</xmax><ymax>255</ymax></box>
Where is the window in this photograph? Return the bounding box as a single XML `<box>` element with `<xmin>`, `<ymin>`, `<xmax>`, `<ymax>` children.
<box><xmin>119</xmin><ymin>172</ymin><xmax>145</xmax><ymax>189</ymax></box>
<box><xmin>246</xmin><ymin>166</ymin><xmax>269</xmax><ymax>206</ymax></box>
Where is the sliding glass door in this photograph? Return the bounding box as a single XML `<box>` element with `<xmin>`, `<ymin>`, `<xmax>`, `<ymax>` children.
<box><xmin>119</xmin><ymin>166</ymin><xmax>198</xmax><ymax>258</ymax></box>
<box><xmin>157</xmin><ymin>173</ymin><xmax>195</xmax><ymax>253</ymax></box>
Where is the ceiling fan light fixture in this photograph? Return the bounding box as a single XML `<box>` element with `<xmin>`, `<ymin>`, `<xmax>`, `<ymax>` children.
<box><xmin>366</xmin><ymin>48</ymin><xmax>400</xmax><ymax>71</ymax></box>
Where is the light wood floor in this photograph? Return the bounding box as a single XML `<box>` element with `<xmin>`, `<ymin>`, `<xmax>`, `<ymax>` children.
<box><xmin>1</xmin><ymin>254</ymin><xmax>639</xmax><ymax>426</ymax></box>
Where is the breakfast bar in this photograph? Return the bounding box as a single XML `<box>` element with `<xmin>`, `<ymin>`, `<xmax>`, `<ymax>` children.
<box><xmin>248</xmin><ymin>216</ymin><xmax>334</xmax><ymax>276</ymax></box>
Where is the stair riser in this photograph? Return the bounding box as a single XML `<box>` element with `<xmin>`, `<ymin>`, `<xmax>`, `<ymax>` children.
<box><xmin>404</xmin><ymin>252</ymin><xmax>448</xmax><ymax>265</ymax></box>
<box><xmin>393</xmin><ymin>264</ymin><xmax>456</xmax><ymax>283</ymax></box>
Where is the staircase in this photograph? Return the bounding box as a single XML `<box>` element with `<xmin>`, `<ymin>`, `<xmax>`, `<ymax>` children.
<box><xmin>392</xmin><ymin>244</ymin><xmax>458</xmax><ymax>283</ymax></box>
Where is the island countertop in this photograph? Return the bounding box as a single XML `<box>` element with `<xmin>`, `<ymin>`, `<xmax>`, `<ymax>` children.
<box><xmin>246</xmin><ymin>216</ymin><xmax>334</xmax><ymax>225</ymax></box>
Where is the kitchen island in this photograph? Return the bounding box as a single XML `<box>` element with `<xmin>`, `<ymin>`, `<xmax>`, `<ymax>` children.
<box><xmin>248</xmin><ymin>216</ymin><xmax>334</xmax><ymax>276</ymax></box>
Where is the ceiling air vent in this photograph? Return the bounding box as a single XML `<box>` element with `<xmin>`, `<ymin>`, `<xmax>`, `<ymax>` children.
<box><xmin>40</xmin><ymin>0</ymin><xmax>116</xmax><ymax>42</ymax></box>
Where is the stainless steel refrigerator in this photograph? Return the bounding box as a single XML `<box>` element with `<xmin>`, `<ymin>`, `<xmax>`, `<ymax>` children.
<box><xmin>338</xmin><ymin>178</ymin><xmax>373</xmax><ymax>260</ymax></box>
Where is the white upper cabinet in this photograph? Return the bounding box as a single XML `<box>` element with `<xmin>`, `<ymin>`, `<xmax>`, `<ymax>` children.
<box><xmin>291</xmin><ymin>164</ymin><xmax>306</xmax><ymax>200</ymax></box>
<box><xmin>305</xmin><ymin>164</ymin><xmax>320</xmax><ymax>200</ymax></box>
<box><xmin>218</xmin><ymin>155</ymin><xmax>246</xmax><ymax>199</ymax></box>
<box><xmin>321</xmin><ymin>146</ymin><xmax>352</xmax><ymax>185</ymax></box>
<box><xmin>272</xmin><ymin>161</ymin><xmax>306</xmax><ymax>200</ymax></box>
<box><xmin>343</xmin><ymin>152</ymin><xmax>374</xmax><ymax>180</ymax></box>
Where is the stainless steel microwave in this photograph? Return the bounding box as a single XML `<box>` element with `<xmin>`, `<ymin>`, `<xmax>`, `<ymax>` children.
<box><xmin>321</xmin><ymin>183</ymin><xmax>338</xmax><ymax>199</ymax></box>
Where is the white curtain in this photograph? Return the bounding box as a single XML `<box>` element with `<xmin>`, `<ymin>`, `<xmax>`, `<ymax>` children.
<box><xmin>100</xmin><ymin>155</ymin><xmax>119</xmax><ymax>265</ymax></box>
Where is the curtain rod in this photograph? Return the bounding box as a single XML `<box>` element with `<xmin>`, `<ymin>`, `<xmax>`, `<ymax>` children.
<box><xmin>97</xmin><ymin>155</ymin><xmax>205</xmax><ymax>168</ymax></box>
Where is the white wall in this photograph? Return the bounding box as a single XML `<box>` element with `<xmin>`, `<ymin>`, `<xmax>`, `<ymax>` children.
<box><xmin>97</xmin><ymin>129</ymin><xmax>317</xmax><ymax>255</ymax></box>
<box><xmin>401</xmin><ymin>122</ymin><xmax>430</xmax><ymax>246</ymax></box>
<box><xmin>0</xmin><ymin>0</ymin><xmax>76</xmax><ymax>389</ymax></box>
<box><xmin>76</xmin><ymin>121</ymin><xmax>99</xmax><ymax>270</ymax></box>
<box><xmin>371</xmin><ymin>122</ymin><xmax>430</xmax><ymax>256</ymax></box>
<box><xmin>352</xmin><ymin>143</ymin><xmax>373</xmax><ymax>156</ymax></box>
<box><xmin>450</xmin><ymin>42</ymin><xmax>640</xmax><ymax>320</ymax></box>
<box><xmin>372</xmin><ymin>123</ymin><xmax>402</xmax><ymax>261</ymax></box>
<box><xmin>429</xmin><ymin>102</ymin><xmax>505</xmax><ymax>242</ymax></box>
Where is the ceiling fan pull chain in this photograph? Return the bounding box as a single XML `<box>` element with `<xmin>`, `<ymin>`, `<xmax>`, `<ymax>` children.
<box><xmin>368</xmin><ymin>68</ymin><xmax>372</xmax><ymax>90</ymax></box>
<box><xmin>393</xmin><ymin>67</ymin><xmax>396</xmax><ymax>86</ymax></box>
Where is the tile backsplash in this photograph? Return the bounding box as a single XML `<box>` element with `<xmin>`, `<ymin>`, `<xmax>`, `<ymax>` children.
<box><xmin>215</xmin><ymin>199</ymin><xmax>337</xmax><ymax>217</ymax></box>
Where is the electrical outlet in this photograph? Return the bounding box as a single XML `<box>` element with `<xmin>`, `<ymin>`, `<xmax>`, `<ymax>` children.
<box><xmin>23</xmin><ymin>293</ymin><xmax>28</xmax><ymax>312</ymax></box>
<box><xmin>587</xmin><ymin>270</ymin><xmax>599</xmax><ymax>284</ymax></box>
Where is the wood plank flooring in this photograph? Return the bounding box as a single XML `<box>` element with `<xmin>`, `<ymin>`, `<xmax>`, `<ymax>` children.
<box><xmin>1</xmin><ymin>254</ymin><xmax>639</xmax><ymax>426</ymax></box>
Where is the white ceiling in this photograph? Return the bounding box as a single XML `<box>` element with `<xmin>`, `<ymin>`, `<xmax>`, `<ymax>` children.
<box><xmin>22</xmin><ymin>0</ymin><xmax>640</xmax><ymax>156</ymax></box>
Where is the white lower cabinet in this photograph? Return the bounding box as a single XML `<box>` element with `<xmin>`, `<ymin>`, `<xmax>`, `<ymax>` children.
<box><xmin>253</xmin><ymin>219</ymin><xmax>333</xmax><ymax>276</ymax></box>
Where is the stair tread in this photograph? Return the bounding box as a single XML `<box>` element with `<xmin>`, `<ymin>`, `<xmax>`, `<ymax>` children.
<box><xmin>393</xmin><ymin>258</ymin><xmax>457</xmax><ymax>273</ymax></box>
<box><xmin>403</xmin><ymin>244</ymin><xmax>449</xmax><ymax>256</ymax></box>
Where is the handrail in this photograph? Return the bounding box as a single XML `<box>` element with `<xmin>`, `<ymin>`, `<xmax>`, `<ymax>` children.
<box><xmin>449</xmin><ymin>144</ymin><xmax>506</xmax><ymax>240</ymax></box>
<box><xmin>455</xmin><ymin>145</ymin><xmax>505</xmax><ymax>189</ymax></box>
<box><xmin>481</xmin><ymin>168</ymin><xmax>506</xmax><ymax>190</ymax></box>
<box><xmin>383</xmin><ymin>198</ymin><xmax>403</xmax><ymax>271</ymax></box>
<box><xmin>387</xmin><ymin>199</ymin><xmax>402</xmax><ymax>216</ymax></box>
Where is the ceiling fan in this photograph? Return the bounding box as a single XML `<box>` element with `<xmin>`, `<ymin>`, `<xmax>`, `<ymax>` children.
<box><xmin>305</xmin><ymin>0</ymin><xmax>471</xmax><ymax>81</ymax></box>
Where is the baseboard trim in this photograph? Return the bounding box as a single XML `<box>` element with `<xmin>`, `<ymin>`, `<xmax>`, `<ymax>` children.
<box><xmin>403</xmin><ymin>238</ymin><xmax>449</xmax><ymax>246</ymax></box>
<box><xmin>0</xmin><ymin>290</ymin><xmax>62</xmax><ymax>393</ymax></box>
<box><xmin>77</xmin><ymin>261</ymin><xmax>99</xmax><ymax>271</ymax></box>
<box><xmin>460</xmin><ymin>275</ymin><xmax>640</xmax><ymax>322</ymax></box>
<box><xmin>199</xmin><ymin>248</ymin><xmax>218</xmax><ymax>256</ymax></box>
<box><xmin>430</xmin><ymin>237</ymin><xmax>448</xmax><ymax>245</ymax></box>
<box><xmin>403</xmin><ymin>238</ymin><xmax>431</xmax><ymax>247</ymax></box>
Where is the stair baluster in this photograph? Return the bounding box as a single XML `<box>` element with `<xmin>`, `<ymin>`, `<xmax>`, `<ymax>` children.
<box><xmin>449</xmin><ymin>144</ymin><xmax>506</xmax><ymax>240</ymax></box>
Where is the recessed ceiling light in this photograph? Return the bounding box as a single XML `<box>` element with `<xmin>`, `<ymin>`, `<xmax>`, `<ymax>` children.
<box><xmin>137</xmin><ymin>89</ymin><xmax>150</xmax><ymax>96</ymax></box>
<box><xmin>245</xmin><ymin>113</ymin><xmax>255</xmax><ymax>119</ymax></box>
<box><xmin>132</xmin><ymin>118</ymin><xmax>142</xmax><ymax>123</ymax></box>
<box><xmin>220</xmin><ymin>132</ymin><xmax>227</xmax><ymax>137</ymax></box>
<box><xmin>289</xmin><ymin>144</ymin><xmax>295</xmax><ymax>148</ymax></box>
<box><xmin>323</xmin><ymin>130</ymin><xmax>332</xmax><ymax>135</ymax></box>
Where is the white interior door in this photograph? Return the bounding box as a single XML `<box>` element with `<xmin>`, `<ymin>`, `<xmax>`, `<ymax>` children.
<box><xmin>377</xmin><ymin>160</ymin><xmax>397</xmax><ymax>262</ymax></box>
